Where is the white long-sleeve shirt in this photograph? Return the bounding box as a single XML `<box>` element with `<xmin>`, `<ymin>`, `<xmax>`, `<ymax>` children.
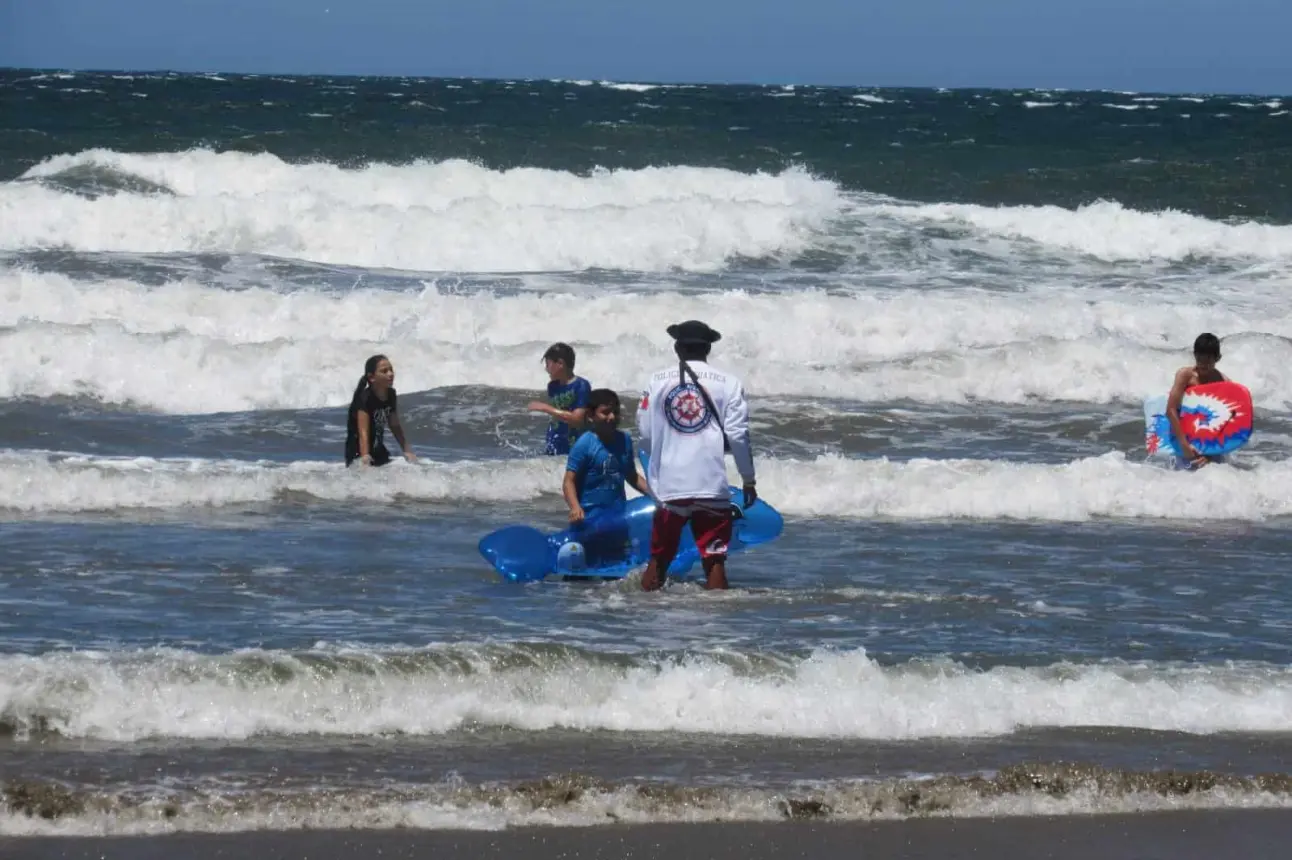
<box><xmin>636</xmin><ymin>360</ymin><xmax>755</xmax><ymax>502</ymax></box>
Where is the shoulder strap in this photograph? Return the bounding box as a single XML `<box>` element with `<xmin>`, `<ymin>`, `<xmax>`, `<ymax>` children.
<box><xmin>680</xmin><ymin>360</ymin><xmax>730</xmax><ymax>451</ymax></box>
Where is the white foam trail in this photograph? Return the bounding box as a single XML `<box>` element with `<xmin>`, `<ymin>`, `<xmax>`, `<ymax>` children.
<box><xmin>3</xmin><ymin>646</ymin><xmax>1291</xmax><ymax>742</ymax></box>
<box><xmin>0</xmin><ymin>453</ymin><xmax>559</xmax><ymax>512</ymax></box>
<box><xmin>755</xmin><ymin>453</ymin><xmax>1292</xmax><ymax>522</ymax></box>
<box><xmin>4</xmin><ymin>151</ymin><xmax>841</xmax><ymax>272</ymax></box>
<box><xmin>8</xmin><ymin>150</ymin><xmax>1292</xmax><ymax>275</ymax></box>
<box><xmin>861</xmin><ymin>197</ymin><xmax>1292</xmax><ymax>262</ymax></box>
<box><xmin>598</xmin><ymin>81</ymin><xmax>660</xmax><ymax>92</ymax></box>
<box><xmin>2</xmin><ymin>451</ymin><xmax>1290</xmax><ymax>522</ymax></box>
<box><xmin>4</xmin><ymin>268</ymin><xmax>1292</xmax><ymax>412</ymax></box>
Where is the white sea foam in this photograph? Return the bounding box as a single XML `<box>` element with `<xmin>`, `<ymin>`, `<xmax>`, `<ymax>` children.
<box><xmin>3</xmin><ymin>267</ymin><xmax>1291</xmax><ymax>412</ymax></box>
<box><xmin>1</xmin><ymin>451</ymin><xmax>1290</xmax><ymax>522</ymax></box>
<box><xmin>4</xmin><ymin>151</ymin><xmax>841</xmax><ymax>272</ymax></box>
<box><xmin>599</xmin><ymin>81</ymin><xmax>660</xmax><ymax>92</ymax></box>
<box><xmin>862</xmin><ymin>197</ymin><xmax>1292</xmax><ymax>263</ymax></box>
<box><xmin>7</xmin><ymin>150</ymin><xmax>1292</xmax><ymax>275</ymax></box>
<box><xmin>2</xmin><ymin>645</ymin><xmax>1290</xmax><ymax>742</ymax></box>
<box><xmin>6</xmin><ymin>152</ymin><xmax>1292</xmax><ymax>418</ymax></box>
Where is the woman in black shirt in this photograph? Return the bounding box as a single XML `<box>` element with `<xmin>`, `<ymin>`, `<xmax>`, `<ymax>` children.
<box><xmin>345</xmin><ymin>354</ymin><xmax>418</xmax><ymax>467</ymax></box>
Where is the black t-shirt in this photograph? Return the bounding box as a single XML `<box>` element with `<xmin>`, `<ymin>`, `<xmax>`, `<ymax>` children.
<box><xmin>346</xmin><ymin>387</ymin><xmax>397</xmax><ymax>465</ymax></box>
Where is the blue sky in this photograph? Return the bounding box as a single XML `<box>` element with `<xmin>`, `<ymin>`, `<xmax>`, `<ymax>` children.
<box><xmin>2</xmin><ymin>0</ymin><xmax>1288</xmax><ymax>94</ymax></box>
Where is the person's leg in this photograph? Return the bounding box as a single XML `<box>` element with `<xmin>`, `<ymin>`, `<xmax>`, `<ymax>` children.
<box><xmin>691</xmin><ymin>507</ymin><xmax>734</xmax><ymax>590</ymax></box>
<box><xmin>642</xmin><ymin>506</ymin><xmax>687</xmax><ymax>591</ymax></box>
<box><xmin>700</xmin><ymin>557</ymin><xmax>728</xmax><ymax>590</ymax></box>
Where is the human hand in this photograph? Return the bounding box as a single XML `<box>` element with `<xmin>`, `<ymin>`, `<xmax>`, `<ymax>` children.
<box><xmin>742</xmin><ymin>482</ymin><xmax>757</xmax><ymax>507</ymax></box>
<box><xmin>569</xmin><ymin>505</ymin><xmax>585</xmax><ymax>524</ymax></box>
<box><xmin>403</xmin><ymin>451</ymin><xmax>419</xmax><ymax>464</ymax></box>
<box><xmin>360</xmin><ymin>454</ymin><xmax>373</xmax><ymax>467</ymax></box>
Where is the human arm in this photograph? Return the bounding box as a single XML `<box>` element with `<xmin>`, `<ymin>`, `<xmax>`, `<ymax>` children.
<box><xmin>624</xmin><ymin>437</ymin><xmax>653</xmax><ymax>499</ymax></box>
<box><xmin>562</xmin><ymin>470</ymin><xmax>585</xmax><ymax>523</ymax></box>
<box><xmin>628</xmin><ymin>465</ymin><xmax>652</xmax><ymax>498</ymax></box>
<box><xmin>527</xmin><ymin>379</ymin><xmax>590</xmax><ymax>429</ymax></box>
<box><xmin>1166</xmin><ymin>367</ymin><xmax>1205</xmax><ymax>465</ymax></box>
<box><xmin>564</xmin><ymin>437</ymin><xmax>589</xmax><ymax>522</ymax></box>
<box><xmin>526</xmin><ymin>401</ymin><xmax>589</xmax><ymax>427</ymax></box>
<box><xmin>636</xmin><ymin>386</ymin><xmax>653</xmax><ymax>451</ymax></box>
<box><xmin>389</xmin><ymin>410</ymin><xmax>418</xmax><ymax>463</ymax></box>
<box><xmin>724</xmin><ymin>382</ymin><xmax>758</xmax><ymax>505</ymax></box>
<box><xmin>355</xmin><ymin>409</ymin><xmax>374</xmax><ymax>465</ymax></box>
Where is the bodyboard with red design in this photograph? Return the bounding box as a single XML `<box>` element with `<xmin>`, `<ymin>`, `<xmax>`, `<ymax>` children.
<box><xmin>1144</xmin><ymin>381</ymin><xmax>1253</xmax><ymax>459</ymax></box>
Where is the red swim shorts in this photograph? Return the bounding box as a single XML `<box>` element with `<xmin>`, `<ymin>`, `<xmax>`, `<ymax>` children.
<box><xmin>650</xmin><ymin>499</ymin><xmax>733</xmax><ymax>566</ymax></box>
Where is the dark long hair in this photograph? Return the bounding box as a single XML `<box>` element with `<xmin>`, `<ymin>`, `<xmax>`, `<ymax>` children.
<box><xmin>345</xmin><ymin>354</ymin><xmax>388</xmax><ymax>464</ymax></box>
<box><xmin>352</xmin><ymin>354</ymin><xmax>387</xmax><ymax>404</ymax></box>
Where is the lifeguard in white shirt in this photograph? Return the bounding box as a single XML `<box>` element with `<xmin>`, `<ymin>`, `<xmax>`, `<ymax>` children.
<box><xmin>635</xmin><ymin>320</ymin><xmax>757</xmax><ymax>591</ymax></box>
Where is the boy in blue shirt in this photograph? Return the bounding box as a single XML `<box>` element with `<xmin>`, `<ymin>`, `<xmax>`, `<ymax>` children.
<box><xmin>527</xmin><ymin>342</ymin><xmax>591</xmax><ymax>455</ymax></box>
<box><xmin>563</xmin><ymin>389</ymin><xmax>652</xmax><ymax>568</ymax></box>
<box><xmin>563</xmin><ymin>389</ymin><xmax>652</xmax><ymax>522</ymax></box>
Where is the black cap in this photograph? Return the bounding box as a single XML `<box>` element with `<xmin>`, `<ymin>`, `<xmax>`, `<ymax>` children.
<box><xmin>666</xmin><ymin>320</ymin><xmax>722</xmax><ymax>344</ymax></box>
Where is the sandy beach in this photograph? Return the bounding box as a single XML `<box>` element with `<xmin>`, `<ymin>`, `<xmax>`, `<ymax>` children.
<box><xmin>3</xmin><ymin>810</ymin><xmax>1292</xmax><ymax>860</ymax></box>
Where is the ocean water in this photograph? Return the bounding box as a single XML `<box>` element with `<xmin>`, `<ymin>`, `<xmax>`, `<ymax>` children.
<box><xmin>1</xmin><ymin>69</ymin><xmax>1292</xmax><ymax>835</ymax></box>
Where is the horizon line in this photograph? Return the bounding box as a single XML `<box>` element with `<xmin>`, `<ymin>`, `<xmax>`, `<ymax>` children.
<box><xmin>2</xmin><ymin>64</ymin><xmax>1287</xmax><ymax>100</ymax></box>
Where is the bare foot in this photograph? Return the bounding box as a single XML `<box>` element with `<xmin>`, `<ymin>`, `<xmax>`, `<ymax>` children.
<box><xmin>641</xmin><ymin>560</ymin><xmax>666</xmax><ymax>591</ymax></box>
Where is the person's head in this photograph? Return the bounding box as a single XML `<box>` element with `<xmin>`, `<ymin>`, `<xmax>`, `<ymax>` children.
<box><xmin>355</xmin><ymin>353</ymin><xmax>394</xmax><ymax>399</ymax></box>
<box><xmin>542</xmin><ymin>342</ymin><xmax>576</xmax><ymax>381</ymax></box>
<box><xmin>667</xmin><ymin>320</ymin><xmax>721</xmax><ymax>362</ymax></box>
<box><xmin>1193</xmin><ymin>333</ymin><xmax>1222</xmax><ymax>368</ymax></box>
<box><xmin>587</xmin><ymin>388</ymin><xmax>622</xmax><ymax>434</ymax></box>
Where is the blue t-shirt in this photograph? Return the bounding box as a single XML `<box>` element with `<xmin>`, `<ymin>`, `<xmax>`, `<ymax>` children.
<box><xmin>565</xmin><ymin>430</ymin><xmax>635</xmax><ymax>515</ymax></box>
<box><xmin>545</xmin><ymin>376</ymin><xmax>592</xmax><ymax>455</ymax></box>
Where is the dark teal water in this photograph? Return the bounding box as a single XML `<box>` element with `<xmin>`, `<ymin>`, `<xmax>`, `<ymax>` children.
<box><xmin>4</xmin><ymin>70</ymin><xmax>1291</xmax><ymax>218</ymax></box>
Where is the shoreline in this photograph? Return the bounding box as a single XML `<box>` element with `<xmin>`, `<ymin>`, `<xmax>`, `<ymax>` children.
<box><xmin>4</xmin><ymin>809</ymin><xmax>1292</xmax><ymax>860</ymax></box>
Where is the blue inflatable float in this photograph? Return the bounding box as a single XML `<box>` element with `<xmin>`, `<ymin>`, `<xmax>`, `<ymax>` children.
<box><xmin>478</xmin><ymin>470</ymin><xmax>784</xmax><ymax>583</ymax></box>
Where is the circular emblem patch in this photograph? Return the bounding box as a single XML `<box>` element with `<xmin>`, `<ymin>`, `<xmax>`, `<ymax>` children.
<box><xmin>663</xmin><ymin>383</ymin><xmax>712</xmax><ymax>434</ymax></box>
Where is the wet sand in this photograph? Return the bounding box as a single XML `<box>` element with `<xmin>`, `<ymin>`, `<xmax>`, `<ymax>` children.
<box><xmin>3</xmin><ymin>809</ymin><xmax>1292</xmax><ymax>860</ymax></box>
